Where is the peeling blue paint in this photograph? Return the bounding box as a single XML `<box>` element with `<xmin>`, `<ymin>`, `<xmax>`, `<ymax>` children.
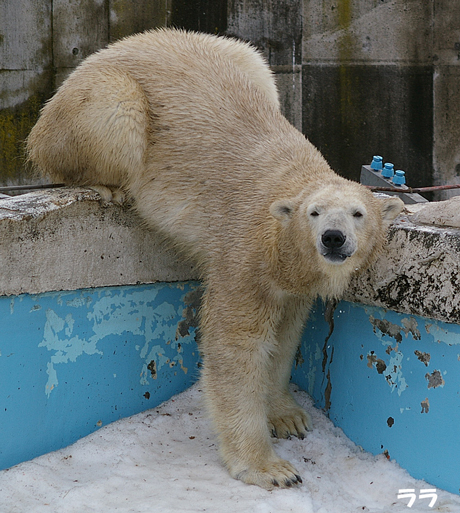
<box><xmin>0</xmin><ymin>282</ymin><xmax>201</xmax><ymax>471</ymax></box>
<box><xmin>39</xmin><ymin>309</ymin><xmax>104</xmax><ymax>397</ymax></box>
<box><xmin>32</xmin><ymin>289</ymin><xmax>200</xmax><ymax>398</ymax></box>
<box><xmin>3</xmin><ymin>281</ymin><xmax>460</xmax><ymax>495</ymax></box>
<box><xmin>425</xmin><ymin>321</ymin><xmax>460</xmax><ymax>346</ymax></box>
<box><xmin>293</xmin><ymin>300</ymin><xmax>460</xmax><ymax>496</ymax></box>
<box><xmin>385</xmin><ymin>351</ymin><xmax>408</xmax><ymax>396</ymax></box>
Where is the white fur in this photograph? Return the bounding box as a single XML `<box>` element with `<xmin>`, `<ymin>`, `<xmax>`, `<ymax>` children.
<box><xmin>26</xmin><ymin>28</ymin><xmax>404</xmax><ymax>490</ymax></box>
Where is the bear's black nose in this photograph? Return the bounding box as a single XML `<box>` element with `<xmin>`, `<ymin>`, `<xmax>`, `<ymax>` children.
<box><xmin>322</xmin><ymin>230</ymin><xmax>346</xmax><ymax>249</ymax></box>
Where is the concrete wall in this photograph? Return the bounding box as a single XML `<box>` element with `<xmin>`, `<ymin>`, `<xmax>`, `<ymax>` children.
<box><xmin>0</xmin><ymin>188</ymin><xmax>199</xmax><ymax>296</ymax></box>
<box><xmin>293</xmin><ymin>298</ymin><xmax>460</xmax><ymax>495</ymax></box>
<box><xmin>346</xmin><ymin>202</ymin><xmax>460</xmax><ymax>323</ymax></box>
<box><xmin>1</xmin><ymin>281</ymin><xmax>201</xmax><ymax>471</ymax></box>
<box><xmin>433</xmin><ymin>2</ymin><xmax>460</xmax><ymax>198</ymax></box>
<box><xmin>0</xmin><ymin>0</ymin><xmax>228</xmax><ymax>186</ymax></box>
<box><xmin>228</xmin><ymin>0</ymin><xmax>460</xmax><ymax>194</ymax></box>
<box><xmin>2</xmin><ymin>188</ymin><xmax>460</xmax><ymax>322</ymax></box>
<box><xmin>1</xmin><ymin>0</ymin><xmax>459</xmax><ymax>195</ymax></box>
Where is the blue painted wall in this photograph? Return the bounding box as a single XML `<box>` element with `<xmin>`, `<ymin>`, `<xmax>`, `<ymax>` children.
<box><xmin>0</xmin><ymin>282</ymin><xmax>201</xmax><ymax>470</ymax></box>
<box><xmin>2</xmin><ymin>282</ymin><xmax>459</xmax><ymax>495</ymax></box>
<box><xmin>293</xmin><ymin>301</ymin><xmax>460</xmax><ymax>495</ymax></box>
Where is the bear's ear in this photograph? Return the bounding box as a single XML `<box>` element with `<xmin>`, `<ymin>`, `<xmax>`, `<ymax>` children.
<box><xmin>380</xmin><ymin>196</ymin><xmax>405</xmax><ymax>225</ymax></box>
<box><xmin>270</xmin><ymin>199</ymin><xmax>296</xmax><ymax>223</ymax></box>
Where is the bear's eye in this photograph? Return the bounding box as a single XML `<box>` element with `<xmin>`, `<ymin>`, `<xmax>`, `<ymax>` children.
<box><xmin>353</xmin><ymin>211</ymin><xmax>364</xmax><ymax>218</ymax></box>
<box><xmin>310</xmin><ymin>210</ymin><xmax>320</xmax><ymax>217</ymax></box>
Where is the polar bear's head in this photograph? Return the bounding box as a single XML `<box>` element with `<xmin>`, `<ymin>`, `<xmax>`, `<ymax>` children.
<box><xmin>269</xmin><ymin>181</ymin><xmax>404</xmax><ymax>294</ymax></box>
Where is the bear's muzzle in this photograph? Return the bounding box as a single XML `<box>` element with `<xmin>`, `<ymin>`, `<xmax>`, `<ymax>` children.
<box><xmin>320</xmin><ymin>230</ymin><xmax>353</xmax><ymax>264</ymax></box>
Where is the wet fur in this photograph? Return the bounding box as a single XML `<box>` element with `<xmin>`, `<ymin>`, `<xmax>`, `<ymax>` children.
<box><xmin>26</xmin><ymin>29</ymin><xmax>404</xmax><ymax>490</ymax></box>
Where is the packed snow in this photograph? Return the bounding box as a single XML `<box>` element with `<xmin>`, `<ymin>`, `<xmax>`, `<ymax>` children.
<box><xmin>1</xmin><ymin>384</ymin><xmax>459</xmax><ymax>513</ymax></box>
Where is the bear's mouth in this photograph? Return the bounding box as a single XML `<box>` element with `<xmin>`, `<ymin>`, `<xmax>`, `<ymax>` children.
<box><xmin>322</xmin><ymin>252</ymin><xmax>349</xmax><ymax>264</ymax></box>
<box><xmin>319</xmin><ymin>230</ymin><xmax>354</xmax><ymax>265</ymax></box>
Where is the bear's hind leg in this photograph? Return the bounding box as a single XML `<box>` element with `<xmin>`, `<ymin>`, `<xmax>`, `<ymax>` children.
<box><xmin>267</xmin><ymin>297</ymin><xmax>313</xmax><ymax>440</ymax></box>
<box><xmin>26</xmin><ymin>65</ymin><xmax>150</xmax><ymax>191</ymax></box>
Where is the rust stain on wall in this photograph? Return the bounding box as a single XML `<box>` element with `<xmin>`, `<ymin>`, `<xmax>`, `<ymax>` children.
<box><xmin>401</xmin><ymin>318</ymin><xmax>421</xmax><ymax>340</ymax></box>
<box><xmin>425</xmin><ymin>369</ymin><xmax>445</xmax><ymax>389</ymax></box>
<box><xmin>370</xmin><ymin>316</ymin><xmax>403</xmax><ymax>343</ymax></box>
<box><xmin>369</xmin><ymin>315</ymin><xmax>421</xmax><ymax>343</ymax></box>
<box><xmin>295</xmin><ymin>345</ymin><xmax>304</xmax><ymax>368</ymax></box>
<box><xmin>176</xmin><ymin>286</ymin><xmax>202</xmax><ymax>340</ymax></box>
<box><xmin>324</xmin><ymin>369</ymin><xmax>332</xmax><ymax>411</ymax></box>
<box><xmin>320</xmin><ymin>300</ymin><xmax>336</xmax><ymax>411</ymax></box>
<box><xmin>322</xmin><ymin>298</ymin><xmax>338</xmax><ymax>373</ymax></box>
<box><xmin>147</xmin><ymin>359</ymin><xmax>157</xmax><ymax>379</ymax></box>
<box><xmin>367</xmin><ymin>351</ymin><xmax>387</xmax><ymax>374</ymax></box>
<box><xmin>414</xmin><ymin>350</ymin><xmax>431</xmax><ymax>367</ymax></box>
<box><xmin>421</xmin><ymin>397</ymin><xmax>430</xmax><ymax>413</ymax></box>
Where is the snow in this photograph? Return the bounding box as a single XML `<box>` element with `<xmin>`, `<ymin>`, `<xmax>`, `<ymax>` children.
<box><xmin>1</xmin><ymin>384</ymin><xmax>459</xmax><ymax>513</ymax></box>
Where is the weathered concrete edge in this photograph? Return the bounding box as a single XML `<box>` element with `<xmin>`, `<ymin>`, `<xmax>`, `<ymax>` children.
<box><xmin>0</xmin><ymin>188</ymin><xmax>199</xmax><ymax>296</ymax></box>
<box><xmin>2</xmin><ymin>189</ymin><xmax>459</xmax><ymax>325</ymax></box>
<box><xmin>345</xmin><ymin>215</ymin><xmax>460</xmax><ymax>324</ymax></box>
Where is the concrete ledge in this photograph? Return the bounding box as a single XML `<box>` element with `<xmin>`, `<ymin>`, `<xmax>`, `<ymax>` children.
<box><xmin>3</xmin><ymin>189</ymin><xmax>460</xmax><ymax>325</ymax></box>
<box><xmin>0</xmin><ymin>188</ymin><xmax>199</xmax><ymax>296</ymax></box>
<box><xmin>346</xmin><ymin>202</ymin><xmax>460</xmax><ymax>324</ymax></box>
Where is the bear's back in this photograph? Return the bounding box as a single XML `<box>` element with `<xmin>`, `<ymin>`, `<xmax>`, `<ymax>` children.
<box><xmin>88</xmin><ymin>29</ymin><xmax>280</xmax><ymax>110</ymax></box>
<box><xmin>27</xmin><ymin>29</ymin><xmax>324</xmax><ymax>264</ymax></box>
<box><xmin>71</xmin><ymin>30</ymin><xmax>305</xmax><ymax>235</ymax></box>
<box><xmin>30</xmin><ymin>29</ymin><xmax>292</xmax><ymax>191</ymax></box>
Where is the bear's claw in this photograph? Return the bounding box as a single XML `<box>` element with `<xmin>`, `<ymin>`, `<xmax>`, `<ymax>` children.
<box><xmin>273</xmin><ymin>474</ymin><xmax>303</xmax><ymax>488</ymax></box>
<box><xmin>233</xmin><ymin>458</ymin><xmax>303</xmax><ymax>490</ymax></box>
<box><xmin>268</xmin><ymin>404</ymin><xmax>312</xmax><ymax>440</ymax></box>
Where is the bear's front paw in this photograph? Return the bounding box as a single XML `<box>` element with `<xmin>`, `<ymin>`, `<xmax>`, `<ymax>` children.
<box><xmin>89</xmin><ymin>185</ymin><xmax>126</xmax><ymax>205</ymax></box>
<box><xmin>268</xmin><ymin>404</ymin><xmax>312</xmax><ymax>440</ymax></box>
<box><xmin>232</xmin><ymin>458</ymin><xmax>303</xmax><ymax>490</ymax></box>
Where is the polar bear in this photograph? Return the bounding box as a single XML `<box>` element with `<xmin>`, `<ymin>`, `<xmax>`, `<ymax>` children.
<box><xmin>26</xmin><ymin>28</ymin><xmax>404</xmax><ymax>490</ymax></box>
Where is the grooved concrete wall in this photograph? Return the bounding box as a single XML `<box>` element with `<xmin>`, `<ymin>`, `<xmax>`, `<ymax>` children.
<box><xmin>228</xmin><ymin>0</ymin><xmax>460</xmax><ymax>197</ymax></box>
<box><xmin>1</xmin><ymin>1</ymin><xmax>459</xmax><ymax>197</ymax></box>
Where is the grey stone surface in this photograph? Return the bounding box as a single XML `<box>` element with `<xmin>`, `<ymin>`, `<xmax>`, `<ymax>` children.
<box><xmin>346</xmin><ymin>210</ymin><xmax>460</xmax><ymax>324</ymax></box>
<box><xmin>433</xmin><ymin>66</ymin><xmax>460</xmax><ymax>199</ymax></box>
<box><xmin>2</xmin><ymin>188</ymin><xmax>460</xmax><ymax>327</ymax></box>
<box><xmin>302</xmin><ymin>0</ymin><xmax>433</xmax><ymax>64</ymax></box>
<box><xmin>53</xmin><ymin>0</ymin><xmax>109</xmax><ymax>74</ymax></box>
<box><xmin>273</xmin><ymin>65</ymin><xmax>303</xmax><ymax>132</ymax></box>
<box><xmin>0</xmin><ymin>0</ymin><xmax>52</xmax><ymax>72</ymax></box>
<box><xmin>0</xmin><ymin>189</ymin><xmax>198</xmax><ymax>296</ymax></box>
<box><xmin>301</xmin><ymin>65</ymin><xmax>433</xmax><ymax>185</ymax></box>
<box><xmin>410</xmin><ymin>196</ymin><xmax>460</xmax><ymax>228</ymax></box>
<box><xmin>227</xmin><ymin>0</ymin><xmax>303</xmax><ymax>67</ymax></box>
